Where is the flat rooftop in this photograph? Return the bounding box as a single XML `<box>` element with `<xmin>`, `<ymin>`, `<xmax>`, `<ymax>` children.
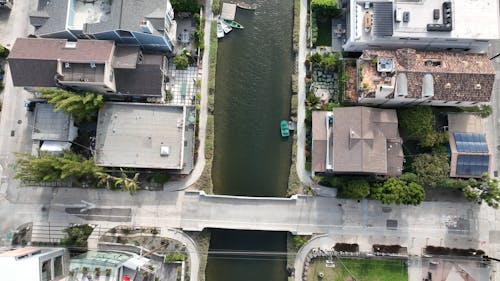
<box><xmin>33</xmin><ymin>103</ymin><xmax>76</xmax><ymax>141</ymax></box>
<box><xmin>352</xmin><ymin>0</ymin><xmax>499</xmax><ymax>41</ymax></box>
<box><xmin>95</xmin><ymin>102</ymin><xmax>187</xmax><ymax>170</ymax></box>
<box><xmin>0</xmin><ymin>247</ymin><xmax>41</xmax><ymax>258</ymax></box>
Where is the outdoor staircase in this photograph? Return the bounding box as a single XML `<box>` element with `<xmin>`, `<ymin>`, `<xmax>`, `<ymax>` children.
<box><xmin>30</xmin><ymin>223</ymin><xmax>68</xmax><ymax>243</ymax></box>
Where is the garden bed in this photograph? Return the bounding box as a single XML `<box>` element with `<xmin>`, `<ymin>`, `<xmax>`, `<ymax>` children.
<box><xmin>306</xmin><ymin>257</ymin><xmax>408</xmax><ymax>281</ymax></box>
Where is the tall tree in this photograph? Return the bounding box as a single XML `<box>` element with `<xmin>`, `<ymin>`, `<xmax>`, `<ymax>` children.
<box><xmin>463</xmin><ymin>175</ymin><xmax>500</xmax><ymax>208</ymax></box>
<box><xmin>311</xmin><ymin>0</ymin><xmax>341</xmax><ymax>22</ymax></box>
<box><xmin>170</xmin><ymin>0</ymin><xmax>200</xmax><ymax>14</ymax></box>
<box><xmin>371</xmin><ymin>177</ymin><xmax>425</xmax><ymax>205</ymax></box>
<box><xmin>411</xmin><ymin>153</ymin><xmax>450</xmax><ymax>187</ymax></box>
<box><xmin>14</xmin><ymin>151</ymin><xmax>101</xmax><ymax>183</ymax></box>
<box><xmin>398</xmin><ymin>106</ymin><xmax>435</xmax><ymax>138</ymax></box>
<box><xmin>38</xmin><ymin>88</ymin><xmax>104</xmax><ymax>121</ymax></box>
<box><xmin>96</xmin><ymin>169</ymin><xmax>140</xmax><ymax>194</ymax></box>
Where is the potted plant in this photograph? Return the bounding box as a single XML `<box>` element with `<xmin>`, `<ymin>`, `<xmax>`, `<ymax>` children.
<box><xmin>105</xmin><ymin>268</ymin><xmax>112</xmax><ymax>276</ymax></box>
<box><xmin>82</xmin><ymin>267</ymin><xmax>88</xmax><ymax>275</ymax></box>
<box><xmin>94</xmin><ymin>267</ymin><xmax>101</xmax><ymax>277</ymax></box>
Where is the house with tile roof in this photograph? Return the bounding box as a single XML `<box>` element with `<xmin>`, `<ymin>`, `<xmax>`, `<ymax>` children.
<box><xmin>356</xmin><ymin>48</ymin><xmax>495</xmax><ymax>107</ymax></box>
<box><xmin>30</xmin><ymin>0</ymin><xmax>176</xmax><ymax>53</ymax></box>
<box><xmin>311</xmin><ymin>107</ymin><xmax>404</xmax><ymax>176</ymax></box>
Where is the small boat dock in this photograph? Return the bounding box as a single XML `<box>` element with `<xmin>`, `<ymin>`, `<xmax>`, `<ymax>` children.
<box><xmin>221</xmin><ymin>3</ymin><xmax>237</xmax><ymax>20</ymax></box>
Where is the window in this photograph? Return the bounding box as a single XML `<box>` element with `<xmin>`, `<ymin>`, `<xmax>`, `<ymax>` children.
<box><xmin>116</xmin><ymin>30</ymin><xmax>133</xmax><ymax>38</ymax></box>
<box><xmin>54</xmin><ymin>256</ymin><xmax>63</xmax><ymax>278</ymax></box>
<box><xmin>41</xmin><ymin>260</ymin><xmax>51</xmax><ymax>281</ymax></box>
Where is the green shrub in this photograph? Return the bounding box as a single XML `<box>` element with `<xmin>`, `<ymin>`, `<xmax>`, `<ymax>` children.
<box><xmin>0</xmin><ymin>45</ymin><xmax>9</xmax><ymax>58</ymax></box>
<box><xmin>173</xmin><ymin>54</ymin><xmax>189</xmax><ymax>69</ymax></box>
<box><xmin>152</xmin><ymin>173</ymin><xmax>171</xmax><ymax>185</ymax></box>
<box><xmin>338</xmin><ymin>178</ymin><xmax>370</xmax><ymax>199</ymax></box>
<box><xmin>165</xmin><ymin>252</ymin><xmax>186</xmax><ymax>262</ymax></box>
<box><xmin>60</xmin><ymin>225</ymin><xmax>94</xmax><ymax>250</ymax></box>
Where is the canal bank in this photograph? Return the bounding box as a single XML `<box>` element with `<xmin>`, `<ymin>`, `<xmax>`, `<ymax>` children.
<box><xmin>206</xmin><ymin>0</ymin><xmax>294</xmax><ymax>280</ymax></box>
<box><xmin>212</xmin><ymin>0</ymin><xmax>294</xmax><ymax>197</ymax></box>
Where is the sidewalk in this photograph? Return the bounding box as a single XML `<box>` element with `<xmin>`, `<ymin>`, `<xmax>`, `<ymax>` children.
<box><xmin>295</xmin><ymin>0</ymin><xmax>314</xmax><ymax>188</ymax></box>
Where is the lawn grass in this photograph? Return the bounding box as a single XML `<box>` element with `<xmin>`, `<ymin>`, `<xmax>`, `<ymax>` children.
<box><xmin>307</xmin><ymin>258</ymin><xmax>408</xmax><ymax>281</ymax></box>
<box><xmin>316</xmin><ymin>19</ymin><xmax>332</xmax><ymax>46</ymax></box>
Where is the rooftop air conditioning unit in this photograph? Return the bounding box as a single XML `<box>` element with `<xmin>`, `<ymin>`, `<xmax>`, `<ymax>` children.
<box><xmin>90</xmin><ymin>62</ymin><xmax>96</xmax><ymax>68</ymax></box>
<box><xmin>139</xmin><ymin>20</ymin><xmax>155</xmax><ymax>34</ymax></box>
<box><xmin>64</xmin><ymin>62</ymin><xmax>71</xmax><ymax>69</ymax></box>
<box><xmin>160</xmin><ymin>146</ymin><xmax>170</xmax><ymax>156</ymax></box>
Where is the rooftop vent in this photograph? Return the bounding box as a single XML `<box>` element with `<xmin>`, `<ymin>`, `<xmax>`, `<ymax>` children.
<box><xmin>90</xmin><ymin>62</ymin><xmax>96</xmax><ymax>68</ymax></box>
<box><xmin>425</xmin><ymin>60</ymin><xmax>441</xmax><ymax>67</ymax></box>
<box><xmin>475</xmin><ymin>84</ymin><xmax>482</xmax><ymax>90</ymax></box>
<box><xmin>160</xmin><ymin>146</ymin><xmax>170</xmax><ymax>156</ymax></box>
<box><xmin>422</xmin><ymin>73</ymin><xmax>434</xmax><ymax>98</ymax></box>
<box><xmin>64</xmin><ymin>62</ymin><xmax>71</xmax><ymax>69</ymax></box>
<box><xmin>65</xmin><ymin>41</ymin><xmax>77</xmax><ymax>49</ymax></box>
<box><xmin>396</xmin><ymin>73</ymin><xmax>408</xmax><ymax>97</ymax></box>
<box><xmin>445</xmin><ymin>82</ymin><xmax>452</xmax><ymax>89</ymax></box>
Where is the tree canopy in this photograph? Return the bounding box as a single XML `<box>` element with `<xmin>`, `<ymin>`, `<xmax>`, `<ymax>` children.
<box><xmin>170</xmin><ymin>0</ymin><xmax>200</xmax><ymax>14</ymax></box>
<box><xmin>371</xmin><ymin>177</ymin><xmax>425</xmax><ymax>205</ymax></box>
<box><xmin>38</xmin><ymin>88</ymin><xmax>104</xmax><ymax>121</ymax></box>
<box><xmin>411</xmin><ymin>153</ymin><xmax>450</xmax><ymax>187</ymax></box>
<box><xmin>311</xmin><ymin>0</ymin><xmax>341</xmax><ymax>22</ymax></box>
<box><xmin>398</xmin><ymin>106</ymin><xmax>434</xmax><ymax>138</ymax></box>
<box><xmin>14</xmin><ymin>151</ymin><xmax>101</xmax><ymax>184</ymax></box>
<box><xmin>463</xmin><ymin>175</ymin><xmax>500</xmax><ymax>209</ymax></box>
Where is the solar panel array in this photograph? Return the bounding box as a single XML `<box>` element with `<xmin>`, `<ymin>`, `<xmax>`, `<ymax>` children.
<box><xmin>453</xmin><ymin>133</ymin><xmax>488</xmax><ymax>153</ymax></box>
<box><xmin>456</xmin><ymin>155</ymin><xmax>489</xmax><ymax>176</ymax></box>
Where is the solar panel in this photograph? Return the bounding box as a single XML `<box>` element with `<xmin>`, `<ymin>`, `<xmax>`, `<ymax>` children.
<box><xmin>456</xmin><ymin>155</ymin><xmax>489</xmax><ymax>176</ymax></box>
<box><xmin>453</xmin><ymin>133</ymin><xmax>489</xmax><ymax>153</ymax></box>
<box><xmin>373</xmin><ymin>2</ymin><xmax>394</xmax><ymax>36</ymax></box>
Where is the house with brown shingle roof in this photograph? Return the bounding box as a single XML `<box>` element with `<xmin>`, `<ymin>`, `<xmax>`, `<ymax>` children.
<box><xmin>311</xmin><ymin>107</ymin><xmax>404</xmax><ymax>176</ymax></box>
<box><xmin>8</xmin><ymin>38</ymin><xmax>166</xmax><ymax>101</ymax></box>
<box><xmin>357</xmin><ymin>48</ymin><xmax>495</xmax><ymax>107</ymax></box>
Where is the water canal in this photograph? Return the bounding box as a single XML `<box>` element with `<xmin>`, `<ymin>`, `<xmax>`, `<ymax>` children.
<box><xmin>207</xmin><ymin>0</ymin><xmax>294</xmax><ymax>280</ymax></box>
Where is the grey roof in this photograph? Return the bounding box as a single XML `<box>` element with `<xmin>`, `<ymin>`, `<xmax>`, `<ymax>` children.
<box><xmin>115</xmin><ymin>54</ymin><xmax>163</xmax><ymax>97</ymax></box>
<box><xmin>95</xmin><ymin>103</ymin><xmax>188</xmax><ymax>170</ymax></box>
<box><xmin>373</xmin><ymin>2</ymin><xmax>393</xmax><ymax>37</ymax></box>
<box><xmin>9</xmin><ymin>60</ymin><xmax>58</xmax><ymax>87</ymax></box>
<box><xmin>32</xmin><ymin>0</ymin><xmax>167</xmax><ymax>36</ymax></box>
<box><xmin>112</xmin><ymin>45</ymin><xmax>140</xmax><ymax>69</ymax></box>
<box><xmin>31</xmin><ymin>0</ymin><xmax>68</xmax><ymax>36</ymax></box>
<box><xmin>33</xmin><ymin>104</ymin><xmax>74</xmax><ymax>141</ymax></box>
<box><xmin>85</xmin><ymin>0</ymin><xmax>167</xmax><ymax>34</ymax></box>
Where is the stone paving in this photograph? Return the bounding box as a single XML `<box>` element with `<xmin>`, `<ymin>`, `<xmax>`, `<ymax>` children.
<box><xmin>166</xmin><ymin>65</ymin><xmax>199</xmax><ymax>106</ymax></box>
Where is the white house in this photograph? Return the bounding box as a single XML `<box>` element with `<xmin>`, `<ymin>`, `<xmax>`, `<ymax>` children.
<box><xmin>344</xmin><ymin>0</ymin><xmax>499</xmax><ymax>52</ymax></box>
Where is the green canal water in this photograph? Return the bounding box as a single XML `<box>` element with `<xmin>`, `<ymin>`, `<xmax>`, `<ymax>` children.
<box><xmin>207</xmin><ymin>0</ymin><xmax>294</xmax><ymax>280</ymax></box>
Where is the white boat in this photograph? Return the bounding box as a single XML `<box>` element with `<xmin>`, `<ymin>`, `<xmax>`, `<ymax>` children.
<box><xmin>217</xmin><ymin>22</ymin><xmax>225</xmax><ymax>38</ymax></box>
<box><xmin>219</xmin><ymin>19</ymin><xmax>232</xmax><ymax>34</ymax></box>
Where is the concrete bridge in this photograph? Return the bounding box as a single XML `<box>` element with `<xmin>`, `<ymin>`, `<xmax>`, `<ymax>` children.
<box><xmin>179</xmin><ymin>191</ymin><xmax>484</xmax><ymax>241</ymax></box>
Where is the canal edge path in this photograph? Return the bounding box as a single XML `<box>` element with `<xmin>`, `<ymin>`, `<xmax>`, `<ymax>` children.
<box><xmin>296</xmin><ymin>0</ymin><xmax>314</xmax><ymax>188</ymax></box>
